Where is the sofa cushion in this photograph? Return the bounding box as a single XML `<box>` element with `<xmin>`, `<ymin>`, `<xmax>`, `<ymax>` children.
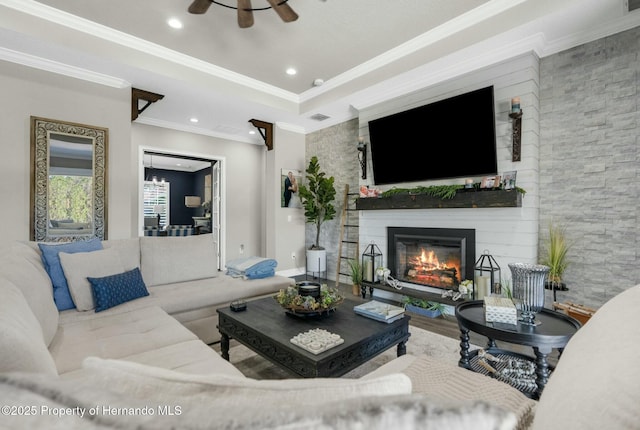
<box><xmin>38</xmin><ymin>238</ymin><xmax>103</xmax><ymax>310</ymax></box>
<box><xmin>0</xmin><ymin>278</ymin><xmax>58</xmax><ymax>376</ymax></box>
<box><xmin>88</xmin><ymin>268</ymin><xmax>150</xmax><ymax>312</ymax></box>
<box><xmin>59</xmin><ymin>247</ymin><xmax>126</xmax><ymax>311</ymax></box>
<box><xmin>533</xmin><ymin>285</ymin><xmax>640</xmax><ymax>430</ymax></box>
<box><xmin>150</xmin><ymin>274</ymin><xmax>294</xmax><ymax>315</ymax></box>
<box><xmin>140</xmin><ymin>233</ymin><xmax>218</xmax><ymax>287</ymax></box>
<box><xmin>0</xmin><ymin>242</ymin><xmax>59</xmax><ymax>346</ymax></box>
<box><xmin>49</xmin><ymin>305</ymin><xmax>199</xmax><ymax>374</ymax></box>
<box><xmin>60</xmin><ymin>340</ymin><xmax>245</xmax><ymax>380</ymax></box>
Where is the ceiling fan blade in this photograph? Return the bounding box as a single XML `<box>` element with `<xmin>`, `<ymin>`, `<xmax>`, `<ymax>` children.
<box><xmin>188</xmin><ymin>0</ymin><xmax>212</xmax><ymax>14</ymax></box>
<box><xmin>266</xmin><ymin>0</ymin><xmax>299</xmax><ymax>23</ymax></box>
<box><xmin>237</xmin><ymin>0</ymin><xmax>254</xmax><ymax>28</ymax></box>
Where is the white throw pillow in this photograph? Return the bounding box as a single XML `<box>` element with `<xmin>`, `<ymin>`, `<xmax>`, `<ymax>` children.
<box><xmin>82</xmin><ymin>356</ymin><xmax>411</xmax><ymax>401</ymax></box>
<box><xmin>59</xmin><ymin>247</ymin><xmax>126</xmax><ymax>311</ymax></box>
<box><xmin>102</xmin><ymin>238</ymin><xmax>141</xmax><ymax>271</ymax></box>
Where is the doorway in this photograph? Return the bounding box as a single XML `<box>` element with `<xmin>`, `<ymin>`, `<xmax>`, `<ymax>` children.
<box><xmin>141</xmin><ymin>149</ymin><xmax>224</xmax><ymax>270</ymax></box>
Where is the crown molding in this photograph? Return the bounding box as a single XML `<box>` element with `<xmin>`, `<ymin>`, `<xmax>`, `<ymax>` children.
<box><xmin>135</xmin><ymin>117</ymin><xmax>260</xmax><ymax>145</ymax></box>
<box><xmin>275</xmin><ymin>122</ymin><xmax>306</xmax><ymax>134</ymax></box>
<box><xmin>539</xmin><ymin>10</ymin><xmax>640</xmax><ymax>57</ymax></box>
<box><xmin>0</xmin><ymin>46</ymin><xmax>129</xmax><ymax>88</ymax></box>
<box><xmin>299</xmin><ymin>0</ymin><xmax>527</xmax><ymax>103</ymax></box>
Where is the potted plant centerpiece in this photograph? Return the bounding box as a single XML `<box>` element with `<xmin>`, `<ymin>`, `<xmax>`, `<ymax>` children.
<box><xmin>297</xmin><ymin>156</ymin><xmax>337</xmax><ymax>275</ymax></box>
<box><xmin>540</xmin><ymin>222</ymin><xmax>571</xmax><ymax>299</ymax></box>
<box><xmin>347</xmin><ymin>258</ymin><xmax>363</xmax><ymax>296</ymax></box>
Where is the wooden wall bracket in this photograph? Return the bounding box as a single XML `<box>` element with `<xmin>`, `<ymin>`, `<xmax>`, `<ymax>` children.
<box><xmin>132</xmin><ymin>88</ymin><xmax>164</xmax><ymax>121</ymax></box>
<box><xmin>249</xmin><ymin>119</ymin><xmax>274</xmax><ymax>150</ymax></box>
<box><xmin>509</xmin><ymin>110</ymin><xmax>523</xmax><ymax>162</ymax></box>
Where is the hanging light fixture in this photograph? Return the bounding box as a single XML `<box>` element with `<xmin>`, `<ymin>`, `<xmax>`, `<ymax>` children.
<box><xmin>145</xmin><ymin>153</ymin><xmax>166</xmax><ymax>184</ymax></box>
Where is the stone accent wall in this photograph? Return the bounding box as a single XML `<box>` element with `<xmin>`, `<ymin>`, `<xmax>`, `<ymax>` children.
<box><xmin>304</xmin><ymin>118</ymin><xmax>359</xmax><ymax>282</ymax></box>
<box><xmin>539</xmin><ymin>26</ymin><xmax>640</xmax><ymax>308</ymax></box>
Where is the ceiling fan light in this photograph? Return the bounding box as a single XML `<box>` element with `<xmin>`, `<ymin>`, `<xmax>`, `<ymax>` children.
<box><xmin>266</xmin><ymin>0</ymin><xmax>298</xmax><ymax>23</ymax></box>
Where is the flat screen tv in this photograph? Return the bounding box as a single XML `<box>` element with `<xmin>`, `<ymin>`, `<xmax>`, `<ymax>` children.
<box><xmin>368</xmin><ymin>86</ymin><xmax>498</xmax><ymax>185</ymax></box>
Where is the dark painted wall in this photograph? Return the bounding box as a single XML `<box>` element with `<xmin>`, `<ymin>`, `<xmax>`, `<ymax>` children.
<box><xmin>145</xmin><ymin>166</ymin><xmax>212</xmax><ymax>226</ymax></box>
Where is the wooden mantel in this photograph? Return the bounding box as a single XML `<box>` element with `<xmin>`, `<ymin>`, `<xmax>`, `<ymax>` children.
<box><xmin>355</xmin><ymin>189</ymin><xmax>522</xmax><ymax>210</ymax></box>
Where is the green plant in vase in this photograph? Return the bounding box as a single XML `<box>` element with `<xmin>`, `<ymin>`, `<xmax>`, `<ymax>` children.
<box><xmin>347</xmin><ymin>259</ymin><xmax>363</xmax><ymax>296</ymax></box>
<box><xmin>540</xmin><ymin>222</ymin><xmax>571</xmax><ymax>297</ymax></box>
<box><xmin>297</xmin><ymin>156</ymin><xmax>337</xmax><ymax>250</ymax></box>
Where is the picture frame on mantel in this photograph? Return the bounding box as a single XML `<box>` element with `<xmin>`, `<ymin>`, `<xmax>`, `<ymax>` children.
<box><xmin>481</xmin><ymin>175</ymin><xmax>500</xmax><ymax>189</ymax></box>
<box><xmin>502</xmin><ymin>171</ymin><xmax>517</xmax><ymax>190</ymax></box>
<box><xmin>281</xmin><ymin>168</ymin><xmax>302</xmax><ymax>208</ymax></box>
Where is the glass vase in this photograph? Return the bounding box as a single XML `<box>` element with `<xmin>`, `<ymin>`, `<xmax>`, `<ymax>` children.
<box><xmin>508</xmin><ymin>263</ymin><xmax>550</xmax><ymax>325</ymax></box>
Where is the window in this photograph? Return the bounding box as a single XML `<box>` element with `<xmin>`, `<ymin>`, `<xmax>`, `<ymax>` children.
<box><xmin>143</xmin><ymin>181</ymin><xmax>170</xmax><ymax>227</ymax></box>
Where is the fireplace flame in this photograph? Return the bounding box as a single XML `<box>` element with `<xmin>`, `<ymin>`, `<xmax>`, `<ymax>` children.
<box><xmin>416</xmin><ymin>249</ymin><xmax>444</xmax><ymax>270</ymax></box>
<box><xmin>406</xmin><ymin>247</ymin><xmax>461</xmax><ymax>288</ymax></box>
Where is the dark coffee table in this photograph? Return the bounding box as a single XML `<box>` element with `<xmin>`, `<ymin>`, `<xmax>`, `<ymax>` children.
<box><xmin>217</xmin><ymin>296</ymin><xmax>411</xmax><ymax>378</ymax></box>
<box><xmin>455</xmin><ymin>300</ymin><xmax>581</xmax><ymax>399</ymax></box>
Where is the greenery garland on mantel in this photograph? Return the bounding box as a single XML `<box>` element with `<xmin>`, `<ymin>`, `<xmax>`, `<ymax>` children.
<box><xmin>379</xmin><ymin>184</ymin><xmax>527</xmax><ymax>200</ymax></box>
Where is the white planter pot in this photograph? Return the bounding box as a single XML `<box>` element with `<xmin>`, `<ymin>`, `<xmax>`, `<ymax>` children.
<box><xmin>306</xmin><ymin>249</ymin><xmax>327</xmax><ymax>273</ymax></box>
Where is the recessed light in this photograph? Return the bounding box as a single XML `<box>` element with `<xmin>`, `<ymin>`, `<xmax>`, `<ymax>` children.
<box><xmin>190</xmin><ymin>117</ymin><xmax>199</xmax><ymax>123</ymax></box>
<box><xmin>249</xmin><ymin>130</ymin><xmax>256</xmax><ymax>135</ymax></box>
<box><xmin>167</xmin><ymin>18</ymin><xmax>183</xmax><ymax>29</ymax></box>
<box><xmin>286</xmin><ymin>67</ymin><xmax>297</xmax><ymax>76</ymax></box>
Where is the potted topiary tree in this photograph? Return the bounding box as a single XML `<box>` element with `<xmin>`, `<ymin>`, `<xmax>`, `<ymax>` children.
<box><xmin>297</xmin><ymin>156</ymin><xmax>337</xmax><ymax>274</ymax></box>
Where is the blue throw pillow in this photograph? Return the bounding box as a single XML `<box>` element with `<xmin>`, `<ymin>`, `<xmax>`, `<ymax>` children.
<box><xmin>88</xmin><ymin>268</ymin><xmax>150</xmax><ymax>312</ymax></box>
<box><xmin>38</xmin><ymin>238</ymin><xmax>103</xmax><ymax>310</ymax></box>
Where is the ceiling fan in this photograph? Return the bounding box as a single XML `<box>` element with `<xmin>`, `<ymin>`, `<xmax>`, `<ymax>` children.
<box><xmin>188</xmin><ymin>0</ymin><xmax>298</xmax><ymax>29</ymax></box>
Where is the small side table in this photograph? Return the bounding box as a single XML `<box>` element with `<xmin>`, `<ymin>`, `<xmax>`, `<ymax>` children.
<box><xmin>455</xmin><ymin>300</ymin><xmax>581</xmax><ymax>399</ymax></box>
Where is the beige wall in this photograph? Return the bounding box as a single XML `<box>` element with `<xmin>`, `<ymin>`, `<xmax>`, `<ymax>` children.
<box><xmin>0</xmin><ymin>61</ymin><xmax>306</xmax><ymax>269</ymax></box>
<box><xmin>0</xmin><ymin>61</ymin><xmax>132</xmax><ymax>250</ymax></box>
<box><xmin>269</xmin><ymin>124</ymin><xmax>306</xmax><ymax>274</ymax></box>
<box><xmin>132</xmin><ymin>123</ymin><xmax>275</xmax><ymax>263</ymax></box>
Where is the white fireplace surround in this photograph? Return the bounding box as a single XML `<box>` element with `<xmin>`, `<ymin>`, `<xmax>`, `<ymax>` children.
<box><xmin>357</xmin><ymin>53</ymin><xmax>540</xmax><ymax>298</ymax></box>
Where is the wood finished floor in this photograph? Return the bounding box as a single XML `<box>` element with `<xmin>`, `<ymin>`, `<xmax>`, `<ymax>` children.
<box><xmin>296</xmin><ymin>276</ymin><xmax>559</xmax><ymax>366</ymax></box>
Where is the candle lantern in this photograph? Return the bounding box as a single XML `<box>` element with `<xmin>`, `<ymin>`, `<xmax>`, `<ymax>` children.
<box><xmin>361</xmin><ymin>242</ymin><xmax>382</xmax><ymax>283</ymax></box>
<box><xmin>474</xmin><ymin>250</ymin><xmax>501</xmax><ymax>300</ymax></box>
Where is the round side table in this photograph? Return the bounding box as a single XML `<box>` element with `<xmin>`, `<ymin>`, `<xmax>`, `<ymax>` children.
<box><xmin>455</xmin><ymin>300</ymin><xmax>581</xmax><ymax>399</ymax></box>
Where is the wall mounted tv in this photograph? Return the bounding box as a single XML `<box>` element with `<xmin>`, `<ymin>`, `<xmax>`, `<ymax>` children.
<box><xmin>368</xmin><ymin>86</ymin><xmax>498</xmax><ymax>185</ymax></box>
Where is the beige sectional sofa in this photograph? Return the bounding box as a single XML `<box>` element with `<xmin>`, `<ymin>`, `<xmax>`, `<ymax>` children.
<box><xmin>0</xmin><ymin>234</ymin><xmax>294</xmax><ymax>378</ymax></box>
<box><xmin>0</xmin><ymin>232</ymin><xmax>637</xmax><ymax>429</ymax></box>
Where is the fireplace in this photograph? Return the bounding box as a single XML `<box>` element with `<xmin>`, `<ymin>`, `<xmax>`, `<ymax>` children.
<box><xmin>388</xmin><ymin>227</ymin><xmax>475</xmax><ymax>291</ymax></box>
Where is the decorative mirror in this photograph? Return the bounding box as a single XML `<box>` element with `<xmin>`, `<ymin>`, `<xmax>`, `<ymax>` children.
<box><xmin>30</xmin><ymin>116</ymin><xmax>108</xmax><ymax>242</ymax></box>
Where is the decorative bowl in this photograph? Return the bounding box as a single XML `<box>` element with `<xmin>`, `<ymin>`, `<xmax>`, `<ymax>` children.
<box><xmin>274</xmin><ymin>283</ymin><xmax>344</xmax><ymax>318</ymax></box>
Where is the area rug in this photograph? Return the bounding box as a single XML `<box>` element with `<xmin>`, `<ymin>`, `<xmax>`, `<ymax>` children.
<box><xmin>211</xmin><ymin>326</ymin><xmax>478</xmax><ymax>379</ymax></box>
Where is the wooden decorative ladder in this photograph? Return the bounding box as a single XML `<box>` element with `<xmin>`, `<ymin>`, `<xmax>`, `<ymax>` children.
<box><xmin>335</xmin><ymin>184</ymin><xmax>360</xmax><ymax>287</ymax></box>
